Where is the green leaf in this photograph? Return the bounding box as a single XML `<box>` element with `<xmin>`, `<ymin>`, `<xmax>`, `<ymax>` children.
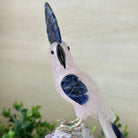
<box><xmin>114</xmin><ymin>114</ymin><xmax>120</xmax><ymax>124</ymax></box>
<box><xmin>21</xmin><ymin>109</ymin><xmax>28</xmax><ymax>115</ymax></box>
<box><xmin>36</xmin><ymin>126</ymin><xmax>46</xmax><ymax>136</ymax></box>
<box><xmin>13</xmin><ymin>102</ymin><xmax>23</xmax><ymax>112</ymax></box>
<box><xmin>2</xmin><ymin>134</ymin><xmax>9</xmax><ymax>138</ymax></box>
<box><xmin>7</xmin><ymin>130</ymin><xmax>15</xmax><ymax>138</ymax></box>
<box><xmin>13</xmin><ymin>120</ymin><xmax>22</xmax><ymax>136</ymax></box>
<box><xmin>2</xmin><ymin>108</ymin><xmax>11</xmax><ymax>118</ymax></box>
<box><xmin>8</xmin><ymin>116</ymin><xmax>14</xmax><ymax>123</ymax></box>
<box><xmin>117</xmin><ymin>123</ymin><xmax>122</xmax><ymax>128</ymax></box>
<box><xmin>124</xmin><ymin>125</ymin><xmax>128</xmax><ymax>130</ymax></box>
<box><xmin>122</xmin><ymin>125</ymin><xmax>130</xmax><ymax>138</ymax></box>
<box><xmin>21</xmin><ymin>109</ymin><xmax>28</xmax><ymax>121</ymax></box>
<box><xmin>21</xmin><ymin>121</ymin><xmax>31</xmax><ymax>129</ymax></box>
<box><xmin>92</xmin><ymin>126</ymin><xmax>96</xmax><ymax>134</ymax></box>
<box><xmin>2</xmin><ymin>130</ymin><xmax>15</xmax><ymax>138</ymax></box>
<box><xmin>0</xmin><ymin>125</ymin><xmax>9</xmax><ymax>136</ymax></box>
<box><xmin>44</xmin><ymin>122</ymin><xmax>55</xmax><ymax>130</ymax></box>
<box><xmin>100</xmin><ymin>130</ymin><xmax>104</xmax><ymax>136</ymax></box>
<box><xmin>28</xmin><ymin>105</ymin><xmax>41</xmax><ymax>119</ymax></box>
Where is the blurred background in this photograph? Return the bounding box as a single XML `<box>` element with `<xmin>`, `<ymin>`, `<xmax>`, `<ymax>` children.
<box><xmin>0</xmin><ymin>0</ymin><xmax>138</xmax><ymax>137</ymax></box>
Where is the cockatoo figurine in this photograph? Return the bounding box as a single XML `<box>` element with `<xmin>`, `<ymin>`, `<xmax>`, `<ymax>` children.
<box><xmin>44</xmin><ymin>2</ymin><xmax>123</xmax><ymax>138</ymax></box>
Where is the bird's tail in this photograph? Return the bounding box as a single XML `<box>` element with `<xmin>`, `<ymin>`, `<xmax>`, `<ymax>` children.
<box><xmin>98</xmin><ymin>114</ymin><xmax>124</xmax><ymax>138</ymax></box>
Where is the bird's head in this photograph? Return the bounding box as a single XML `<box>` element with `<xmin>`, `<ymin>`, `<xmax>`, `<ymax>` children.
<box><xmin>45</xmin><ymin>3</ymin><xmax>74</xmax><ymax>72</ymax></box>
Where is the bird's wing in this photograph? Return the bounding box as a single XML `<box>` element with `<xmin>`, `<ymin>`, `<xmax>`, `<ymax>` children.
<box><xmin>61</xmin><ymin>74</ymin><xmax>89</xmax><ymax>105</ymax></box>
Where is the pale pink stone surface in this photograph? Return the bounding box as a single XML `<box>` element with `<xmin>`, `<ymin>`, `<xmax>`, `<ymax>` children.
<box><xmin>49</xmin><ymin>41</ymin><xmax>116</xmax><ymax>138</ymax></box>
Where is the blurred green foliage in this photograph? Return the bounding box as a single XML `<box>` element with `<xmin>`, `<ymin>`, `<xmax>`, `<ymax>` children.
<box><xmin>0</xmin><ymin>102</ymin><xmax>130</xmax><ymax>138</ymax></box>
<box><xmin>0</xmin><ymin>102</ymin><xmax>56</xmax><ymax>138</ymax></box>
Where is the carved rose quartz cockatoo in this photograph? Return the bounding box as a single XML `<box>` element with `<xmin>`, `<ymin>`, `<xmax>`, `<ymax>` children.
<box><xmin>44</xmin><ymin>2</ymin><xmax>123</xmax><ymax>138</ymax></box>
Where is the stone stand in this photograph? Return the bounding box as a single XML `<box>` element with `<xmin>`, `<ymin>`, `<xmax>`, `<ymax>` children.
<box><xmin>45</xmin><ymin>123</ymin><xmax>94</xmax><ymax>138</ymax></box>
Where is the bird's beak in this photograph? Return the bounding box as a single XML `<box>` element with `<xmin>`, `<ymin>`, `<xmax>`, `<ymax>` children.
<box><xmin>56</xmin><ymin>44</ymin><xmax>66</xmax><ymax>69</ymax></box>
<box><xmin>44</xmin><ymin>2</ymin><xmax>62</xmax><ymax>44</ymax></box>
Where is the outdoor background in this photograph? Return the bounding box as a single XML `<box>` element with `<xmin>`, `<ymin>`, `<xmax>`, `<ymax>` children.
<box><xmin>0</xmin><ymin>0</ymin><xmax>138</xmax><ymax>137</ymax></box>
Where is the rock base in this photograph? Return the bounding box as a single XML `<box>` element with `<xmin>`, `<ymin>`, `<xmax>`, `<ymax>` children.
<box><xmin>45</xmin><ymin>123</ymin><xmax>94</xmax><ymax>138</ymax></box>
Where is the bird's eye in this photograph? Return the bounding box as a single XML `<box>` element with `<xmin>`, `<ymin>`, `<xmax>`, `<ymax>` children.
<box><xmin>67</xmin><ymin>46</ymin><xmax>70</xmax><ymax>51</ymax></box>
<box><xmin>51</xmin><ymin>50</ymin><xmax>54</xmax><ymax>54</ymax></box>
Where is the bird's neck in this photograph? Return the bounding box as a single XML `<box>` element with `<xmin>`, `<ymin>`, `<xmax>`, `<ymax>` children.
<box><xmin>52</xmin><ymin>63</ymin><xmax>77</xmax><ymax>78</ymax></box>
